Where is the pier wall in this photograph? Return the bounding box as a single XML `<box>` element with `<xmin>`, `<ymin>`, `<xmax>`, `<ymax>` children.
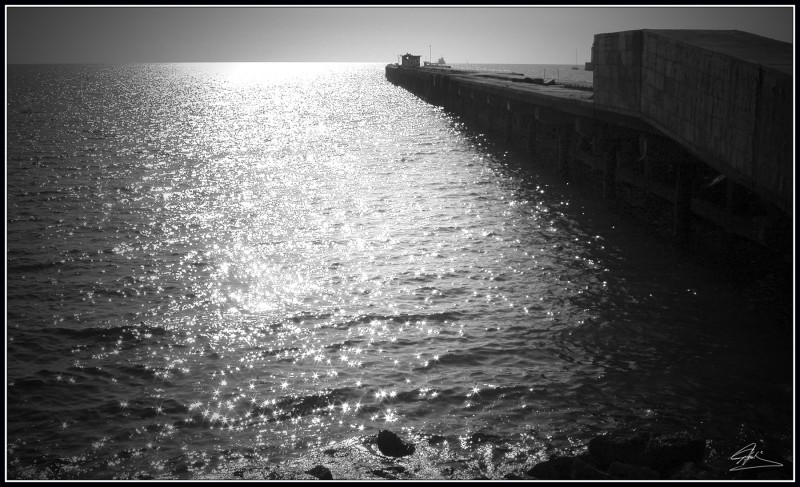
<box><xmin>385</xmin><ymin>31</ymin><xmax>792</xmax><ymax>254</ymax></box>
<box><xmin>594</xmin><ymin>29</ymin><xmax>793</xmax><ymax>215</ymax></box>
<box><xmin>594</xmin><ymin>30</ymin><xmax>643</xmax><ymax>112</ymax></box>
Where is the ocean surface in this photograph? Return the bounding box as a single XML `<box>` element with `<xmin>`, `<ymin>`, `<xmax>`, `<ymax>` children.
<box><xmin>6</xmin><ymin>63</ymin><xmax>793</xmax><ymax>479</ymax></box>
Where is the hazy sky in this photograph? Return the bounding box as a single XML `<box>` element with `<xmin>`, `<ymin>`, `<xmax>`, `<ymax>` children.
<box><xmin>6</xmin><ymin>6</ymin><xmax>794</xmax><ymax>64</ymax></box>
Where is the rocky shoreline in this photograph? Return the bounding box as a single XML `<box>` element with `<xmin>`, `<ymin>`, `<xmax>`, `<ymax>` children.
<box><xmin>191</xmin><ymin>429</ymin><xmax>793</xmax><ymax>481</ymax></box>
<box><xmin>14</xmin><ymin>428</ymin><xmax>791</xmax><ymax>480</ymax></box>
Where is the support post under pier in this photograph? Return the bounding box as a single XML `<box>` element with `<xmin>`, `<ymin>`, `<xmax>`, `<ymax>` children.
<box><xmin>527</xmin><ymin>118</ymin><xmax>541</xmax><ymax>158</ymax></box>
<box><xmin>597</xmin><ymin>135</ymin><xmax>618</xmax><ymax>201</ymax></box>
<box><xmin>674</xmin><ymin>161</ymin><xmax>695</xmax><ymax>245</ymax></box>
<box><xmin>603</xmin><ymin>149</ymin><xmax>617</xmax><ymax>201</ymax></box>
<box><xmin>640</xmin><ymin>135</ymin><xmax>652</xmax><ymax>192</ymax></box>
<box><xmin>505</xmin><ymin>101</ymin><xmax>514</xmax><ymax>144</ymax></box>
<box><xmin>557</xmin><ymin>126</ymin><xmax>573</xmax><ymax>176</ymax></box>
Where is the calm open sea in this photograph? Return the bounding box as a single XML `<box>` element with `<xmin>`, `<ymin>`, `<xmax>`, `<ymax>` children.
<box><xmin>6</xmin><ymin>63</ymin><xmax>793</xmax><ymax>479</ymax></box>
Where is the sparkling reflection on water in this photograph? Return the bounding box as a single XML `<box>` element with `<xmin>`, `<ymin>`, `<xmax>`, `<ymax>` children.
<box><xmin>6</xmin><ymin>63</ymin><xmax>793</xmax><ymax>479</ymax></box>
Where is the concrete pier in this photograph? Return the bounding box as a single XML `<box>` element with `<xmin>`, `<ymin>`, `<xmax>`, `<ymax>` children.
<box><xmin>385</xmin><ymin>29</ymin><xmax>792</xmax><ymax>252</ymax></box>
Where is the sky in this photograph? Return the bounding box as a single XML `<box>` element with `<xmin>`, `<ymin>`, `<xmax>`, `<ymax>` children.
<box><xmin>5</xmin><ymin>6</ymin><xmax>795</xmax><ymax>64</ymax></box>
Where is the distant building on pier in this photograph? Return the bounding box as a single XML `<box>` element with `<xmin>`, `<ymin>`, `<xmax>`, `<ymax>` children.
<box><xmin>401</xmin><ymin>53</ymin><xmax>421</xmax><ymax>68</ymax></box>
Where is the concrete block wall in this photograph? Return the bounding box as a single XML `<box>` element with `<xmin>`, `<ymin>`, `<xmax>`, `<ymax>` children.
<box><xmin>593</xmin><ymin>30</ymin><xmax>642</xmax><ymax>113</ymax></box>
<box><xmin>639</xmin><ymin>31</ymin><xmax>759</xmax><ymax>178</ymax></box>
<box><xmin>594</xmin><ymin>29</ymin><xmax>793</xmax><ymax>214</ymax></box>
<box><xmin>753</xmin><ymin>66</ymin><xmax>793</xmax><ymax>212</ymax></box>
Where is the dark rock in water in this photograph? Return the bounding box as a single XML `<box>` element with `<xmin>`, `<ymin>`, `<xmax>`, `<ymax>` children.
<box><xmin>669</xmin><ymin>461</ymin><xmax>708</xmax><ymax>480</ymax></box>
<box><xmin>587</xmin><ymin>431</ymin><xmax>704</xmax><ymax>475</ymax></box>
<box><xmin>526</xmin><ymin>456</ymin><xmax>574</xmax><ymax>480</ymax></box>
<box><xmin>376</xmin><ymin>430</ymin><xmax>415</xmax><ymax>457</ymax></box>
<box><xmin>372</xmin><ymin>465</ymin><xmax>406</xmax><ymax>478</ymax></box>
<box><xmin>305</xmin><ymin>465</ymin><xmax>333</xmax><ymax>480</ymax></box>
<box><xmin>265</xmin><ymin>470</ymin><xmax>284</xmax><ymax>480</ymax></box>
<box><xmin>371</xmin><ymin>469</ymin><xmax>397</xmax><ymax>479</ymax></box>
<box><xmin>587</xmin><ymin>432</ymin><xmax>650</xmax><ymax>469</ymax></box>
<box><xmin>571</xmin><ymin>458</ymin><xmax>614</xmax><ymax>480</ymax></box>
<box><xmin>643</xmin><ymin>432</ymin><xmax>704</xmax><ymax>474</ymax></box>
<box><xmin>322</xmin><ymin>448</ymin><xmax>337</xmax><ymax>456</ymax></box>
<box><xmin>428</xmin><ymin>435</ymin><xmax>446</xmax><ymax>445</ymax></box>
<box><xmin>608</xmin><ymin>461</ymin><xmax>659</xmax><ymax>479</ymax></box>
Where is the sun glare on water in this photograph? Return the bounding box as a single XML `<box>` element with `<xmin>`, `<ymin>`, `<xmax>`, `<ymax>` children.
<box><xmin>187</xmin><ymin>62</ymin><xmax>359</xmax><ymax>86</ymax></box>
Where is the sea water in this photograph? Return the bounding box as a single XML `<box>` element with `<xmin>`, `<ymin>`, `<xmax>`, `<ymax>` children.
<box><xmin>6</xmin><ymin>63</ymin><xmax>793</xmax><ymax>479</ymax></box>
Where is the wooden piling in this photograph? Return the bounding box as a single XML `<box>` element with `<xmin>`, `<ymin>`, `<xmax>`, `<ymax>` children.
<box><xmin>602</xmin><ymin>144</ymin><xmax>618</xmax><ymax>201</ymax></box>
